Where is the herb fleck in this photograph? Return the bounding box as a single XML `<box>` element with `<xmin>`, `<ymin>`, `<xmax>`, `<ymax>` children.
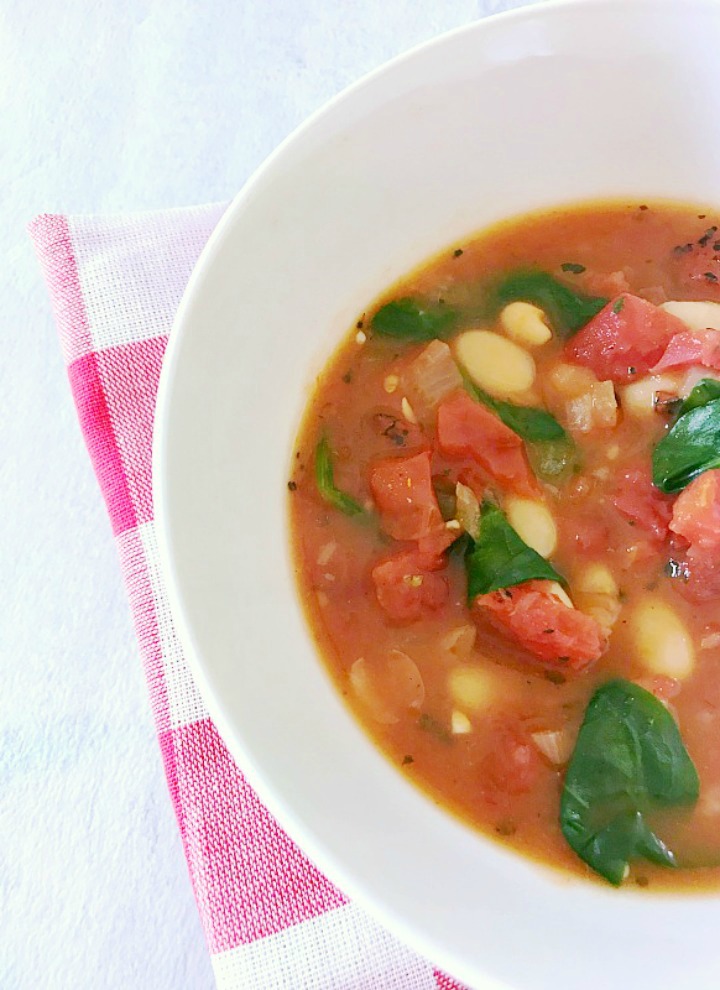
<box><xmin>417</xmin><ymin>713</ymin><xmax>452</xmax><ymax>743</ymax></box>
<box><xmin>613</xmin><ymin>297</ymin><xmax>625</xmax><ymax>314</ymax></box>
<box><xmin>636</xmin><ymin>876</ymin><xmax>650</xmax><ymax>888</ymax></box>
<box><xmin>704</xmin><ymin>271</ymin><xmax>719</xmax><ymax>283</ymax></box>
<box><xmin>561</xmin><ymin>262</ymin><xmax>586</xmax><ymax>274</ymax></box>
<box><xmin>673</xmin><ymin>242</ymin><xmax>694</xmax><ymax>256</ymax></box>
<box><xmin>639</xmin><ymin>204</ymin><xmax>648</xmax><ymax>211</ymax></box>
<box><xmin>356</xmin><ymin>318</ymin><xmax>364</xmax><ymax>329</ymax></box>
<box><xmin>287</xmin><ymin>480</ymin><xmax>297</xmax><ymax>492</ymax></box>
<box><xmin>453</xmin><ymin>248</ymin><xmax>464</xmax><ymax>258</ymax></box>
<box><xmin>401</xmin><ymin>755</ymin><xmax>414</xmax><ymax>766</ymax></box>
<box><xmin>545</xmin><ymin>670</ymin><xmax>566</xmax><ymax>685</ymax></box>
<box><xmin>342</xmin><ymin>371</ymin><xmax>352</xmax><ymax>384</ymax></box>
<box><xmin>698</xmin><ymin>226</ymin><xmax>718</xmax><ymax>247</ymax></box>
<box><xmin>374</xmin><ymin>413</ymin><xmax>409</xmax><ymax>447</ymax></box>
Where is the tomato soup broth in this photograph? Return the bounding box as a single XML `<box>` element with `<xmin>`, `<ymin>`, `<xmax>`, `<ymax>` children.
<box><xmin>289</xmin><ymin>202</ymin><xmax>720</xmax><ymax>888</ymax></box>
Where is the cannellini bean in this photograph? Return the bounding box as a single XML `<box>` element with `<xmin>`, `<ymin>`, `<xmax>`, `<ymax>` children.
<box><xmin>505</xmin><ymin>496</ymin><xmax>557</xmax><ymax>558</ymax></box>
<box><xmin>448</xmin><ymin>665</ymin><xmax>497</xmax><ymax>712</ymax></box>
<box><xmin>546</xmin><ymin>582</ymin><xmax>574</xmax><ymax>609</ymax></box>
<box><xmin>575</xmin><ymin>563</ymin><xmax>618</xmax><ymax>597</ymax></box>
<box><xmin>451</xmin><ymin>710</ymin><xmax>472</xmax><ymax>735</ymax></box>
<box><xmin>454</xmin><ymin>330</ymin><xmax>536</xmax><ymax>398</ymax></box>
<box><xmin>547</xmin><ymin>362</ymin><xmax>598</xmax><ymax>399</ymax></box>
<box><xmin>630</xmin><ymin>599</ymin><xmax>695</xmax><ymax>680</ymax></box>
<box><xmin>660</xmin><ymin>300</ymin><xmax>720</xmax><ymax>331</ymax></box>
<box><xmin>620</xmin><ymin>374</ymin><xmax>679</xmax><ymax>417</ymax></box>
<box><xmin>349</xmin><ymin>650</ymin><xmax>425</xmax><ymax>724</ymax></box>
<box><xmin>499</xmin><ymin>301</ymin><xmax>552</xmax><ymax>347</ymax></box>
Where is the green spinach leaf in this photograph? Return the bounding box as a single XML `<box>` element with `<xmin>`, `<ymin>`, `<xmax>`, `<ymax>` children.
<box><xmin>465</xmin><ymin>502</ymin><xmax>564</xmax><ymax>600</ymax></box>
<box><xmin>371</xmin><ymin>298</ymin><xmax>457</xmax><ymax>342</ymax></box>
<box><xmin>315</xmin><ymin>437</ymin><xmax>364</xmax><ymax>516</ymax></box>
<box><xmin>561</xmin><ymin>679</ymin><xmax>699</xmax><ymax>885</ymax></box>
<box><xmin>652</xmin><ymin>396</ymin><xmax>720</xmax><ymax>493</ymax></box>
<box><xmin>471</xmin><ymin>385</ymin><xmax>567</xmax><ymax>442</ymax></box>
<box><xmin>489</xmin><ymin>269</ymin><xmax>608</xmax><ymax>338</ymax></box>
<box><xmin>677</xmin><ymin>377</ymin><xmax>720</xmax><ymax>416</ymax></box>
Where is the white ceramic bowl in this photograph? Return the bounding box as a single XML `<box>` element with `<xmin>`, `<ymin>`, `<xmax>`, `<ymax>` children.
<box><xmin>154</xmin><ymin>1</ymin><xmax>720</xmax><ymax>986</ymax></box>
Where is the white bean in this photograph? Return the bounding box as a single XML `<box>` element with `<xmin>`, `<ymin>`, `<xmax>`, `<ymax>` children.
<box><xmin>500</xmin><ymin>301</ymin><xmax>552</xmax><ymax>346</ymax></box>
<box><xmin>575</xmin><ymin>563</ymin><xmax>618</xmax><ymax>597</ymax></box>
<box><xmin>660</xmin><ymin>300</ymin><xmax>720</xmax><ymax>331</ymax></box>
<box><xmin>620</xmin><ymin>374</ymin><xmax>679</xmax><ymax>418</ymax></box>
<box><xmin>454</xmin><ymin>330</ymin><xmax>536</xmax><ymax>398</ymax></box>
<box><xmin>448</xmin><ymin>665</ymin><xmax>497</xmax><ymax>712</ymax></box>
<box><xmin>505</xmin><ymin>496</ymin><xmax>557</xmax><ymax>558</ymax></box>
<box><xmin>630</xmin><ymin>598</ymin><xmax>695</xmax><ymax>680</ymax></box>
<box><xmin>546</xmin><ymin>582</ymin><xmax>574</xmax><ymax>609</ymax></box>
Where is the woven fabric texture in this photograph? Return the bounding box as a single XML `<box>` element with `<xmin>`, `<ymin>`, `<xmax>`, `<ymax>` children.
<box><xmin>29</xmin><ymin>207</ymin><xmax>466</xmax><ymax>990</ymax></box>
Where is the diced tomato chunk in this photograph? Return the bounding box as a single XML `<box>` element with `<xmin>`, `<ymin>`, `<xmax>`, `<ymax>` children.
<box><xmin>613</xmin><ymin>464</ymin><xmax>673</xmax><ymax>543</ymax></box>
<box><xmin>372</xmin><ymin>549</ymin><xmax>448</xmax><ymax>622</ymax></box>
<box><xmin>676</xmin><ymin>549</ymin><xmax>720</xmax><ymax>603</ymax></box>
<box><xmin>472</xmin><ymin>580</ymin><xmax>606</xmax><ymax>672</ymax></box>
<box><xmin>480</xmin><ymin>721</ymin><xmax>543</xmax><ymax>798</ymax></box>
<box><xmin>566</xmin><ymin>294</ymin><xmax>688</xmax><ymax>383</ymax></box>
<box><xmin>370</xmin><ymin>450</ymin><xmax>454</xmax><ymax>555</ymax></box>
<box><xmin>670</xmin><ymin>469</ymin><xmax>720</xmax><ymax>551</ymax></box>
<box><xmin>436</xmin><ymin>391</ymin><xmax>537</xmax><ymax>496</ymax></box>
<box><xmin>651</xmin><ymin>329</ymin><xmax>720</xmax><ymax>372</ymax></box>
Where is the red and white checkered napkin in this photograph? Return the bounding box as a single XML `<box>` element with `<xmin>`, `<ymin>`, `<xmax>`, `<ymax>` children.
<box><xmin>29</xmin><ymin>207</ymin><xmax>466</xmax><ymax>990</ymax></box>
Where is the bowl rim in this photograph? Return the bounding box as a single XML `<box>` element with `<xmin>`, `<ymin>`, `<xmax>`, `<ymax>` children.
<box><xmin>153</xmin><ymin>0</ymin><xmax>720</xmax><ymax>985</ymax></box>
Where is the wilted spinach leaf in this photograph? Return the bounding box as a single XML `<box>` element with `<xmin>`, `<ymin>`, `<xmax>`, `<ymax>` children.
<box><xmin>677</xmin><ymin>377</ymin><xmax>720</xmax><ymax>417</ymax></box>
<box><xmin>371</xmin><ymin>298</ymin><xmax>457</xmax><ymax>342</ymax></box>
<box><xmin>561</xmin><ymin>679</ymin><xmax>699</xmax><ymax>885</ymax></box>
<box><xmin>471</xmin><ymin>384</ymin><xmax>567</xmax><ymax>442</ymax></box>
<box><xmin>465</xmin><ymin>502</ymin><xmax>564</xmax><ymax>600</ymax></box>
<box><xmin>315</xmin><ymin>437</ymin><xmax>363</xmax><ymax>516</ymax></box>
<box><xmin>489</xmin><ymin>269</ymin><xmax>607</xmax><ymax>338</ymax></box>
<box><xmin>652</xmin><ymin>396</ymin><xmax>720</xmax><ymax>493</ymax></box>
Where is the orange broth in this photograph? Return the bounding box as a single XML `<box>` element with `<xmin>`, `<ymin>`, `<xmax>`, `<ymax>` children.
<box><xmin>288</xmin><ymin>202</ymin><xmax>720</xmax><ymax>889</ymax></box>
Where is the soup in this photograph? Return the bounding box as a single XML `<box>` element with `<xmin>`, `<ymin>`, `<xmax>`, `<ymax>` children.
<box><xmin>288</xmin><ymin>202</ymin><xmax>720</xmax><ymax>888</ymax></box>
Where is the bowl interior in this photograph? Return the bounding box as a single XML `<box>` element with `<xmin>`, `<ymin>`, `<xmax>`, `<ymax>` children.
<box><xmin>155</xmin><ymin>2</ymin><xmax>720</xmax><ymax>987</ymax></box>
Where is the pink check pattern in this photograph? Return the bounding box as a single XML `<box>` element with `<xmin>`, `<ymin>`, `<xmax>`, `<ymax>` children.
<box><xmin>29</xmin><ymin>207</ymin><xmax>468</xmax><ymax>990</ymax></box>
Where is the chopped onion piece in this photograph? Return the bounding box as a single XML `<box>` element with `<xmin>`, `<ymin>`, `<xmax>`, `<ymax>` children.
<box><xmin>451</xmin><ymin>711</ymin><xmax>472</xmax><ymax>735</ymax></box>
<box><xmin>440</xmin><ymin>624</ymin><xmax>477</xmax><ymax>658</ymax></box>
<box><xmin>531</xmin><ymin>728</ymin><xmax>574</xmax><ymax>766</ymax></box>
<box><xmin>567</xmin><ymin>380</ymin><xmax>617</xmax><ymax>433</ymax></box>
<box><xmin>701</xmin><ymin>631</ymin><xmax>720</xmax><ymax>650</ymax></box>
<box><xmin>349</xmin><ymin>651</ymin><xmax>425</xmax><ymax>725</ymax></box>
<box><xmin>405</xmin><ymin>339</ymin><xmax>463</xmax><ymax>410</ymax></box>
<box><xmin>455</xmin><ymin>482</ymin><xmax>480</xmax><ymax>540</ymax></box>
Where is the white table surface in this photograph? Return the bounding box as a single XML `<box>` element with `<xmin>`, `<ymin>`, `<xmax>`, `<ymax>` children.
<box><xmin>2</xmin><ymin>1</ymin><xmax>539</xmax><ymax>986</ymax></box>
